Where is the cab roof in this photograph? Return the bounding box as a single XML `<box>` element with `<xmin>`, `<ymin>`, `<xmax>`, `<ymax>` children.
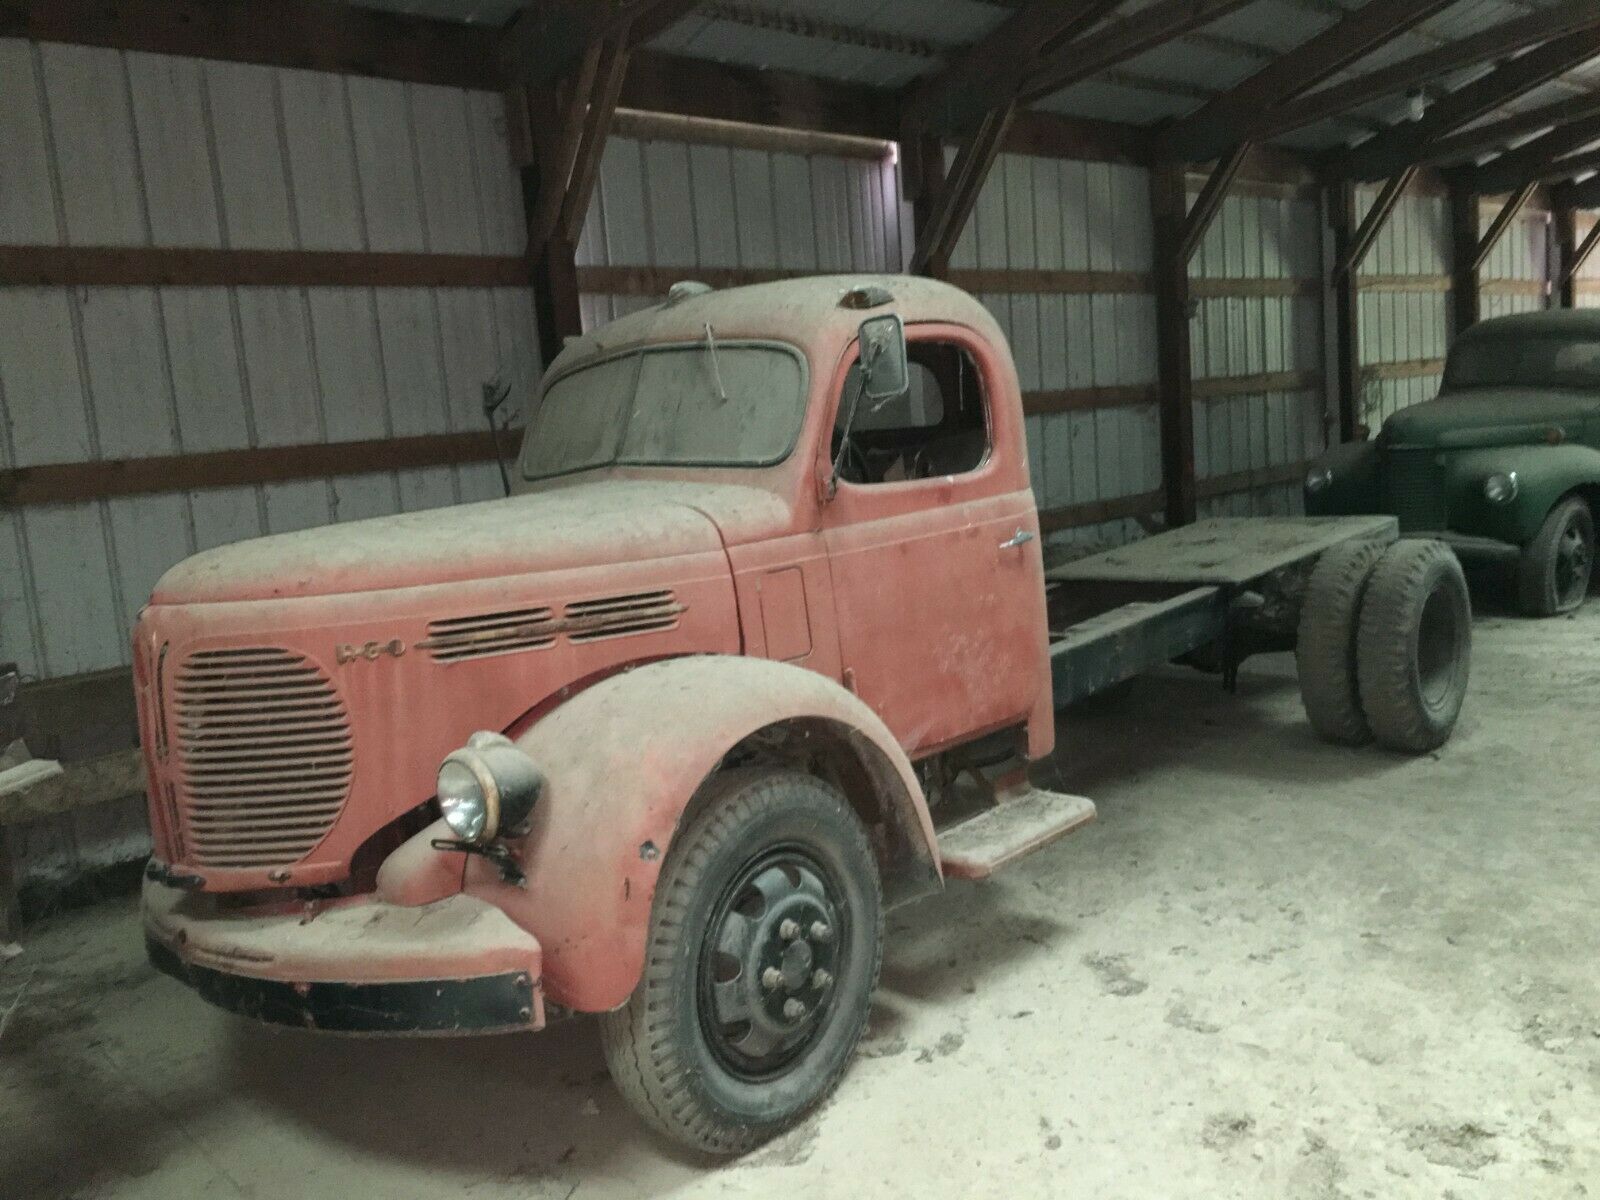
<box><xmin>544</xmin><ymin>273</ymin><xmax>1005</xmax><ymax>381</ymax></box>
<box><xmin>1458</xmin><ymin>308</ymin><xmax>1600</xmax><ymax>342</ymax></box>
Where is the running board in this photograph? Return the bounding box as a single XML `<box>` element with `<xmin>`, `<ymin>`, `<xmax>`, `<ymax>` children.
<box><xmin>936</xmin><ymin>788</ymin><xmax>1097</xmax><ymax>881</ymax></box>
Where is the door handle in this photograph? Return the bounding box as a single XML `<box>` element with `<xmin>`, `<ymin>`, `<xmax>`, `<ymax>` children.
<box><xmin>999</xmin><ymin>528</ymin><xmax>1035</xmax><ymax>550</ymax></box>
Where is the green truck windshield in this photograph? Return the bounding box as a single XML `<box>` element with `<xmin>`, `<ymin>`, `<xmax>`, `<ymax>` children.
<box><xmin>1445</xmin><ymin>336</ymin><xmax>1600</xmax><ymax>391</ymax></box>
<box><xmin>520</xmin><ymin>343</ymin><xmax>806</xmax><ymax>480</ymax></box>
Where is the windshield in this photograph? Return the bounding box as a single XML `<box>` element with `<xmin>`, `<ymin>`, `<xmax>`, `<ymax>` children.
<box><xmin>1445</xmin><ymin>335</ymin><xmax>1600</xmax><ymax>391</ymax></box>
<box><xmin>520</xmin><ymin>342</ymin><xmax>807</xmax><ymax>481</ymax></box>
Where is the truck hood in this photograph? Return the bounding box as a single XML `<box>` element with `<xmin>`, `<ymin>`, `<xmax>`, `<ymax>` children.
<box><xmin>152</xmin><ymin>480</ymin><xmax>788</xmax><ymax>604</ymax></box>
<box><xmin>1383</xmin><ymin>388</ymin><xmax>1600</xmax><ymax>448</ymax></box>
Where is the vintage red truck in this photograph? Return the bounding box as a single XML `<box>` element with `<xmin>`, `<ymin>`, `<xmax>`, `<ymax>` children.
<box><xmin>137</xmin><ymin>275</ymin><xmax>1470</xmax><ymax>1153</ymax></box>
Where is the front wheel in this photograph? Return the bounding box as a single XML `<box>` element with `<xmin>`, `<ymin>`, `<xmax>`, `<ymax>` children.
<box><xmin>1517</xmin><ymin>496</ymin><xmax>1594</xmax><ymax>617</ymax></box>
<box><xmin>599</xmin><ymin>768</ymin><xmax>882</xmax><ymax>1155</ymax></box>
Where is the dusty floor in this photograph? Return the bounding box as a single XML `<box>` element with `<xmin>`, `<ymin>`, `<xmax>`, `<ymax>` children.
<box><xmin>3</xmin><ymin>603</ymin><xmax>1599</xmax><ymax>1199</ymax></box>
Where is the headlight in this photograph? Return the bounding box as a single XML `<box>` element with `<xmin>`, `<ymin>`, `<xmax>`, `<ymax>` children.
<box><xmin>436</xmin><ymin>731</ymin><xmax>544</xmax><ymax>844</ymax></box>
<box><xmin>1305</xmin><ymin>467</ymin><xmax>1334</xmax><ymax>494</ymax></box>
<box><xmin>1484</xmin><ymin>472</ymin><xmax>1518</xmax><ymax>504</ymax></box>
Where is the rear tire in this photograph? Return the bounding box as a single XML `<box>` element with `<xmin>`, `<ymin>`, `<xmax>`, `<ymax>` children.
<box><xmin>1517</xmin><ymin>496</ymin><xmax>1594</xmax><ymax>617</ymax></box>
<box><xmin>1356</xmin><ymin>540</ymin><xmax>1471</xmax><ymax>754</ymax></box>
<box><xmin>599</xmin><ymin>768</ymin><xmax>882</xmax><ymax>1155</ymax></box>
<box><xmin>1296</xmin><ymin>539</ymin><xmax>1388</xmax><ymax>746</ymax></box>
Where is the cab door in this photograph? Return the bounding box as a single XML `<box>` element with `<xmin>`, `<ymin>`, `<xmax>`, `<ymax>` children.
<box><xmin>819</xmin><ymin>326</ymin><xmax>1046</xmax><ymax>756</ymax></box>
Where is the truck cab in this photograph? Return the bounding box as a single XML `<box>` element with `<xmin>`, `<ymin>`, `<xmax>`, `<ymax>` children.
<box><xmin>137</xmin><ymin>275</ymin><xmax>1085</xmax><ymax>1154</ymax></box>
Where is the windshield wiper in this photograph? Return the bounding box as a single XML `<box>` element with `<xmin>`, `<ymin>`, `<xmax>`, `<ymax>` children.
<box><xmin>703</xmin><ymin>322</ymin><xmax>728</xmax><ymax>403</ymax></box>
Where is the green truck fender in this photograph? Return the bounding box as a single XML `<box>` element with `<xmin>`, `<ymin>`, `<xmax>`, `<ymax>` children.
<box><xmin>1441</xmin><ymin>443</ymin><xmax>1600</xmax><ymax>545</ymax></box>
<box><xmin>1304</xmin><ymin>439</ymin><xmax>1378</xmax><ymax>516</ymax></box>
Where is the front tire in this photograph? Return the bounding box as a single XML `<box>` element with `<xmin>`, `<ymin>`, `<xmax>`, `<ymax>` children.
<box><xmin>599</xmin><ymin>769</ymin><xmax>882</xmax><ymax>1155</ymax></box>
<box><xmin>1517</xmin><ymin>496</ymin><xmax>1594</xmax><ymax>617</ymax></box>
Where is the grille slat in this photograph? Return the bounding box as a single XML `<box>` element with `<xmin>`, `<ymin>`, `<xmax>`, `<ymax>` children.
<box><xmin>173</xmin><ymin>648</ymin><xmax>352</xmax><ymax>869</ymax></box>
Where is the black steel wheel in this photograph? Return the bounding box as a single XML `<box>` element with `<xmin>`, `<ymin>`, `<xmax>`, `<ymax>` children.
<box><xmin>599</xmin><ymin>769</ymin><xmax>882</xmax><ymax>1155</ymax></box>
<box><xmin>1517</xmin><ymin>496</ymin><xmax>1594</xmax><ymax>617</ymax></box>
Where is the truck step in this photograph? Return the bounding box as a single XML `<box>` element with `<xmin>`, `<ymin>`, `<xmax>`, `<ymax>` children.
<box><xmin>936</xmin><ymin>788</ymin><xmax>1097</xmax><ymax>881</ymax></box>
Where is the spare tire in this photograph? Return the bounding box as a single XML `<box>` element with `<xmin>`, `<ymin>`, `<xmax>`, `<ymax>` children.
<box><xmin>1356</xmin><ymin>539</ymin><xmax>1471</xmax><ymax>753</ymax></box>
<box><xmin>1296</xmin><ymin>539</ymin><xmax>1388</xmax><ymax>745</ymax></box>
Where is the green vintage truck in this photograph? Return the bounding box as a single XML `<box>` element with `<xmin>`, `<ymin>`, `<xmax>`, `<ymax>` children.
<box><xmin>1305</xmin><ymin>309</ymin><xmax>1600</xmax><ymax>616</ymax></box>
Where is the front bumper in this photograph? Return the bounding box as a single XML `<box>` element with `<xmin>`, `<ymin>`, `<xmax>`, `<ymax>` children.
<box><xmin>143</xmin><ymin>877</ymin><xmax>545</xmax><ymax>1035</ymax></box>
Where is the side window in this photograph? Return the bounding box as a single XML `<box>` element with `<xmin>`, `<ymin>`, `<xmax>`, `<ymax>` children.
<box><xmin>831</xmin><ymin>341</ymin><xmax>989</xmax><ymax>484</ymax></box>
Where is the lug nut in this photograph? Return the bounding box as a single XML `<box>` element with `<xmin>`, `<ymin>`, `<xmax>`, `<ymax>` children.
<box><xmin>761</xmin><ymin>967</ymin><xmax>783</xmax><ymax>992</ymax></box>
<box><xmin>811</xmin><ymin>969</ymin><xmax>833</xmax><ymax>989</ymax></box>
<box><xmin>778</xmin><ymin>918</ymin><xmax>801</xmax><ymax>940</ymax></box>
<box><xmin>782</xmin><ymin>998</ymin><xmax>807</xmax><ymax>1020</ymax></box>
<box><xmin>810</xmin><ymin>921</ymin><xmax>833</xmax><ymax>943</ymax></box>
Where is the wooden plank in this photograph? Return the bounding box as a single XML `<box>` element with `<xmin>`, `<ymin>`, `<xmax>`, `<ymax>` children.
<box><xmin>1192</xmin><ymin>370</ymin><xmax>1321</xmax><ymax>400</ymax></box>
<box><xmin>1004</xmin><ymin>110</ymin><xmax>1151</xmax><ymax>166</ymax></box>
<box><xmin>0</xmin><ymin>245</ymin><xmax>528</xmax><ymax>288</ymax></box>
<box><xmin>1195</xmin><ymin>459</ymin><xmax>1314</xmax><ymax>498</ymax></box>
<box><xmin>1361</xmin><ymin>358</ymin><xmax>1446</xmax><ymax>382</ymax></box>
<box><xmin>1024</xmin><ymin>385</ymin><xmax>1160</xmax><ymax>416</ymax></box>
<box><xmin>576</xmin><ymin>264</ymin><xmax>810</xmax><ymax>295</ymax></box>
<box><xmin>1472</xmin><ymin>183</ymin><xmax>1539</xmax><ymax>274</ymax></box>
<box><xmin>1190</xmin><ymin>276</ymin><xmax>1318</xmax><ymax>298</ymax></box>
<box><xmin>1480</xmin><ymin>278</ymin><xmax>1549</xmax><ymax>297</ymax></box>
<box><xmin>2</xmin><ymin>0</ymin><xmax>501</xmax><ymax>90</ymax></box>
<box><xmin>0</xmin><ymin>431</ymin><xmax>508</xmax><ymax>508</ymax></box>
<box><xmin>1329</xmin><ymin>181</ymin><xmax>1361</xmax><ymax>443</ymax></box>
<box><xmin>1357</xmin><ymin>274</ymin><xmax>1453</xmax><ymax>293</ymax></box>
<box><xmin>1037</xmin><ymin>488</ymin><xmax>1165</xmax><ymax>534</ymax></box>
<box><xmin>1149</xmin><ymin>162</ymin><xmax>1197</xmax><ymax>527</ymax></box>
<box><xmin>1338</xmin><ymin>169</ymin><xmax>1417</xmax><ymax>278</ymax></box>
<box><xmin>1451</xmin><ymin>186</ymin><xmax>1481</xmax><ymax>337</ymax></box>
<box><xmin>611</xmin><ymin>109</ymin><xmax>889</xmax><ymax>161</ymax></box>
<box><xmin>1180</xmin><ymin>144</ymin><xmax>1251</xmax><ymax>266</ymax></box>
<box><xmin>946</xmin><ymin>268</ymin><xmax>1153</xmax><ymax>295</ymax></box>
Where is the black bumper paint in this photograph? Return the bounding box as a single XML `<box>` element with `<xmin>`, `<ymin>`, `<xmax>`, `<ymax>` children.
<box><xmin>147</xmin><ymin>937</ymin><xmax>535</xmax><ymax>1034</ymax></box>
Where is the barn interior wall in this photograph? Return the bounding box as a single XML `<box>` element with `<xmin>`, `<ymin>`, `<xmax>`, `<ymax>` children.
<box><xmin>0</xmin><ymin>38</ymin><xmax>540</xmax><ymax>685</ymax></box>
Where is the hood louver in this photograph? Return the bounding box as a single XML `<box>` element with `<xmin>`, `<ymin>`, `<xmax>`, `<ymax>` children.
<box><xmin>420</xmin><ymin>589</ymin><xmax>684</xmax><ymax>663</ymax></box>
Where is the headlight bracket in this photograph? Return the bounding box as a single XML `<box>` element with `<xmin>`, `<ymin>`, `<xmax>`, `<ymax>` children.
<box><xmin>430</xmin><ymin>836</ymin><xmax>527</xmax><ymax>886</ymax></box>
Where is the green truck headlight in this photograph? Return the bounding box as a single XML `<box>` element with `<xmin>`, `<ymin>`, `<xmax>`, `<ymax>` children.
<box><xmin>1305</xmin><ymin>467</ymin><xmax>1333</xmax><ymax>494</ymax></box>
<box><xmin>1483</xmin><ymin>472</ymin><xmax>1518</xmax><ymax>505</ymax></box>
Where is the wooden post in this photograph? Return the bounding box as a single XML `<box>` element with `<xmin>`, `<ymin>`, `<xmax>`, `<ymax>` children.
<box><xmin>1555</xmin><ymin>206</ymin><xmax>1577</xmax><ymax>309</ymax></box>
<box><xmin>1328</xmin><ymin>181</ymin><xmax>1362</xmax><ymax>442</ymax></box>
<box><xmin>1150</xmin><ymin>161</ymin><xmax>1197</xmax><ymax>527</ymax></box>
<box><xmin>1451</xmin><ymin>185</ymin><xmax>1481</xmax><ymax>337</ymax></box>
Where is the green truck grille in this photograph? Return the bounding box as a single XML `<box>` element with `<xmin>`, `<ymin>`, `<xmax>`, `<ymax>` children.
<box><xmin>1383</xmin><ymin>449</ymin><xmax>1447</xmax><ymax>532</ymax></box>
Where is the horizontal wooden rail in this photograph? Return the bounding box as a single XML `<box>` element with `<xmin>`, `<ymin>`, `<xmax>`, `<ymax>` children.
<box><xmin>1023</xmin><ymin>385</ymin><xmax>1160</xmax><ymax>416</ymax></box>
<box><xmin>0</xmin><ymin>431</ymin><xmax>510</xmax><ymax>507</ymax></box>
<box><xmin>945</xmin><ymin>268</ymin><xmax>1153</xmax><ymax>295</ymax></box>
<box><xmin>1356</xmin><ymin>274</ymin><xmax>1452</xmax><ymax>293</ymax></box>
<box><xmin>1479</xmin><ymin>278</ymin><xmax>1548</xmax><ymax>296</ymax></box>
<box><xmin>1192</xmin><ymin>370</ymin><xmax>1321</xmax><ymax>400</ymax></box>
<box><xmin>1037</xmin><ymin>489</ymin><xmax>1165</xmax><ymax>533</ymax></box>
<box><xmin>0</xmin><ymin>245</ymin><xmax>529</xmax><ymax>289</ymax></box>
<box><xmin>575</xmin><ymin>265</ymin><xmax>807</xmax><ymax>295</ymax></box>
<box><xmin>1196</xmin><ymin>459</ymin><xmax>1312</xmax><ymax>499</ymax></box>
<box><xmin>1190</xmin><ymin>277</ymin><xmax>1319</xmax><ymax>298</ymax></box>
<box><xmin>1360</xmin><ymin>358</ymin><xmax>1446</xmax><ymax>382</ymax></box>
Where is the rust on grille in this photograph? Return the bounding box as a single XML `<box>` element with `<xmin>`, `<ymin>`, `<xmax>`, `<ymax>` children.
<box><xmin>418</xmin><ymin>590</ymin><xmax>684</xmax><ymax>661</ymax></box>
<box><xmin>173</xmin><ymin>647</ymin><xmax>353</xmax><ymax>869</ymax></box>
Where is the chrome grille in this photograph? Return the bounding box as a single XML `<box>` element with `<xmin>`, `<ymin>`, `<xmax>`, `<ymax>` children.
<box><xmin>1384</xmin><ymin>450</ymin><xmax>1447</xmax><ymax>532</ymax></box>
<box><xmin>173</xmin><ymin>648</ymin><xmax>352</xmax><ymax>869</ymax></box>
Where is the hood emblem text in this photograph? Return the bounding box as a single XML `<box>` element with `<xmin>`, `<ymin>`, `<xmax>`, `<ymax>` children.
<box><xmin>337</xmin><ymin>638</ymin><xmax>406</xmax><ymax>665</ymax></box>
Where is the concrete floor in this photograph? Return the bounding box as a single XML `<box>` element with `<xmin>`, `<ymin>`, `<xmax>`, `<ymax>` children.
<box><xmin>3</xmin><ymin>604</ymin><xmax>1598</xmax><ymax>1199</ymax></box>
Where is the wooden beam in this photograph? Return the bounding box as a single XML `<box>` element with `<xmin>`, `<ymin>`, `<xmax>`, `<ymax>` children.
<box><xmin>0</xmin><ymin>432</ymin><xmax>508</xmax><ymax>508</ymax></box>
<box><xmin>1023</xmin><ymin>385</ymin><xmax>1161</xmax><ymax>417</ymax></box>
<box><xmin>0</xmin><ymin>245</ymin><xmax>527</xmax><ymax>289</ymax></box>
<box><xmin>1149</xmin><ymin>161</ymin><xmax>1197</xmax><ymax>528</ymax></box>
<box><xmin>1037</xmin><ymin>489</ymin><xmax>1166</xmax><ymax>534</ymax></box>
<box><xmin>944</xmin><ymin>268</ymin><xmax>1152</xmax><ymax>295</ymax></box>
<box><xmin>1231</xmin><ymin>2</ymin><xmax>1600</xmax><ymax>152</ymax></box>
<box><xmin>557</xmin><ymin>33</ymin><xmax>632</xmax><ymax>245</ymax></box>
<box><xmin>1179</xmin><ymin>144</ymin><xmax>1251</xmax><ymax>265</ymax></box>
<box><xmin>0</xmin><ymin>0</ymin><xmax>500</xmax><ymax>89</ymax></box>
<box><xmin>1155</xmin><ymin>0</ymin><xmax>1454</xmax><ymax>164</ymax></box>
<box><xmin>1331</xmin><ymin>26</ymin><xmax>1600</xmax><ymax>182</ymax></box>
<box><xmin>1458</xmin><ymin>115</ymin><xmax>1600</xmax><ymax>197</ymax></box>
<box><xmin>1471</xmin><ymin>183</ymin><xmax>1540</xmax><ymax>274</ymax></box>
<box><xmin>1003</xmin><ymin>110</ymin><xmax>1152</xmax><ymax>166</ymax></box>
<box><xmin>1337</xmin><ymin>168</ymin><xmax>1417</xmax><ymax>278</ymax></box>
<box><xmin>1361</xmin><ymin>358</ymin><xmax>1446</xmax><ymax>382</ymax></box>
<box><xmin>911</xmin><ymin>102</ymin><xmax>1016</xmax><ymax>277</ymax></box>
<box><xmin>1190</xmin><ymin>277</ymin><xmax>1319</xmax><ymax>298</ymax></box>
<box><xmin>1451</xmin><ymin>185</ymin><xmax>1481</xmax><ymax>337</ymax></box>
<box><xmin>1554</xmin><ymin>173</ymin><xmax>1600</xmax><ymax>211</ymax></box>
<box><xmin>1191</xmin><ymin>370</ymin><xmax>1322</xmax><ymax>400</ymax></box>
<box><xmin>1020</xmin><ymin>0</ymin><xmax>1257</xmax><ymax>105</ymax></box>
<box><xmin>1563</xmin><ymin>214</ymin><xmax>1600</xmax><ymax>293</ymax></box>
<box><xmin>499</xmin><ymin>0</ymin><xmax>691</xmax><ymax>88</ymax></box>
<box><xmin>1195</xmin><ymin>459</ymin><xmax>1314</xmax><ymax>500</ymax></box>
<box><xmin>905</xmin><ymin>0</ymin><xmax>1120</xmax><ymax>136</ymax></box>
<box><xmin>1555</xmin><ymin>207</ymin><xmax>1578</xmax><ymax>308</ymax></box>
<box><xmin>1329</xmin><ymin>181</ymin><xmax>1362</xmax><ymax>442</ymax></box>
<box><xmin>1421</xmin><ymin>92</ymin><xmax>1600</xmax><ymax>170</ymax></box>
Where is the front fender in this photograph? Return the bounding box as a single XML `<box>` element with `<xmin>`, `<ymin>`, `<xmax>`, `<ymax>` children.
<box><xmin>1443</xmin><ymin>444</ymin><xmax>1600</xmax><ymax>544</ymax></box>
<box><xmin>465</xmin><ymin>655</ymin><xmax>938</xmax><ymax>1013</ymax></box>
<box><xmin>1304</xmin><ymin>439</ymin><xmax>1378</xmax><ymax>516</ymax></box>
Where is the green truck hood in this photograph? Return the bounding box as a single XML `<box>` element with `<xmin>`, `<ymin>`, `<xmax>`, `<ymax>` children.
<box><xmin>1382</xmin><ymin>388</ymin><xmax>1600</xmax><ymax>448</ymax></box>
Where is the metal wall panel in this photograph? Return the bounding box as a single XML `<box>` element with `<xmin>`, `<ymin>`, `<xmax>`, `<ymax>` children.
<box><xmin>1189</xmin><ymin>189</ymin><xmax>1326</xmax><ymax>519</ymax></box>
<box><xmin>1480</xmin><ymin>206</ymin><xmax>1551</xmax><ymax>321</ymax></box>
<box><xmin>0</xmin><ymin>41</ymin><xmax>539</xmax><ymax>681</ymax></box>
<box><xmin>1354</xmin><ymin>186</ymin><xmax>1451</xmax><ymax>428</ymax></box>
<box><xmin>576</xmin><ymin>132</ymin><xmax>906</xmax><ymax>330</ymax></box>
<box><xmin>949</xmin><ymin>153</ymin><xmax>1160</xmax><ymax>554</ymax></box>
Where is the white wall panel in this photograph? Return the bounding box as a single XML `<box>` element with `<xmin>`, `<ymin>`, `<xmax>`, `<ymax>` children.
<box><xmin>1355</xmin><ymin>186</ymin><xmax>1450</xmax><ymax>429</ymax></box>
<box><xmin>0</xmin><ymin>40</ymin><xmax>538</xmax><ymax>681</ymax></box>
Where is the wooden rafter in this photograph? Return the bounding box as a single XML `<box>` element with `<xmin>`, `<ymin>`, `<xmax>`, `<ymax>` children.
<box><xmin>1239</xmin><ymin>1</ymin><xmax>1600</xmax><ymax>152</ymax></box>
<box><xmin>1471</xmin><ymin>182</ymin><xmax>1539</xmax><ymax>274</ymax></box>
<box><xmin>1555</xmin><ymin>174</ymin><xmax>1600</xmax><ymax>211</ymax></box>
<box><xmin>1337</xmin><ymin>168</ymin><xmax>1417</xmax><ymax>278</ymax></box>
<box><xmin>1156</xmin><ymin>0</ymin><xmax>1454</xmax><ymax>164</ymax></box>
<box><xmin>1018</xmin><ymin>0</ymin><xmax>1256</xmax><ymax>106</ymax></box>
<box><xmin>1457</xmin><ymin>114</ymin><xmax>1600</xmax><ymax>196</ymax></box>
<box><xmin>904</xmin><ymin>0</ymin><xmax>1121</xmax><ymax>136</ymax></box>
<box><xmin>1179</xmin><ymin>144</ymin><xmax>1251</xmax><ymax>264</ymax></box>
<box><xmin>1563</xmin><ymin>216</ymin><xmax>1600</xmax><ymax>283</ymax></box>
<box><xmin>1419</xmin><ymin>91</ymin><xmax>1600</xmax><ymax>169</ymax></box>
<box><xmin>1331</xmin><ymin>25</ymin><xmax>1600</xmax><ymax>182</ymax></box>
<box><xmin>500</xmin><ymin>0</ymin><xmax>693</xmax><ymax>87</ymax></box>
<box><xmin>1149</xmin><ymin>161</ymin><xmax>1198</xmax><ymax>526</ymax></box>
<box><xmin>910</xmin><ymin>102</ymin><xmax>1017</xmax><ymax>277</ymax></box>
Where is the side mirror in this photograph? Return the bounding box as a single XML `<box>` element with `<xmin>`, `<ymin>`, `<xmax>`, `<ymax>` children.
<box><xmin>857</xmin><ymin>314</ymin><xmax>908</xmax><ymax>402</ymax></box>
